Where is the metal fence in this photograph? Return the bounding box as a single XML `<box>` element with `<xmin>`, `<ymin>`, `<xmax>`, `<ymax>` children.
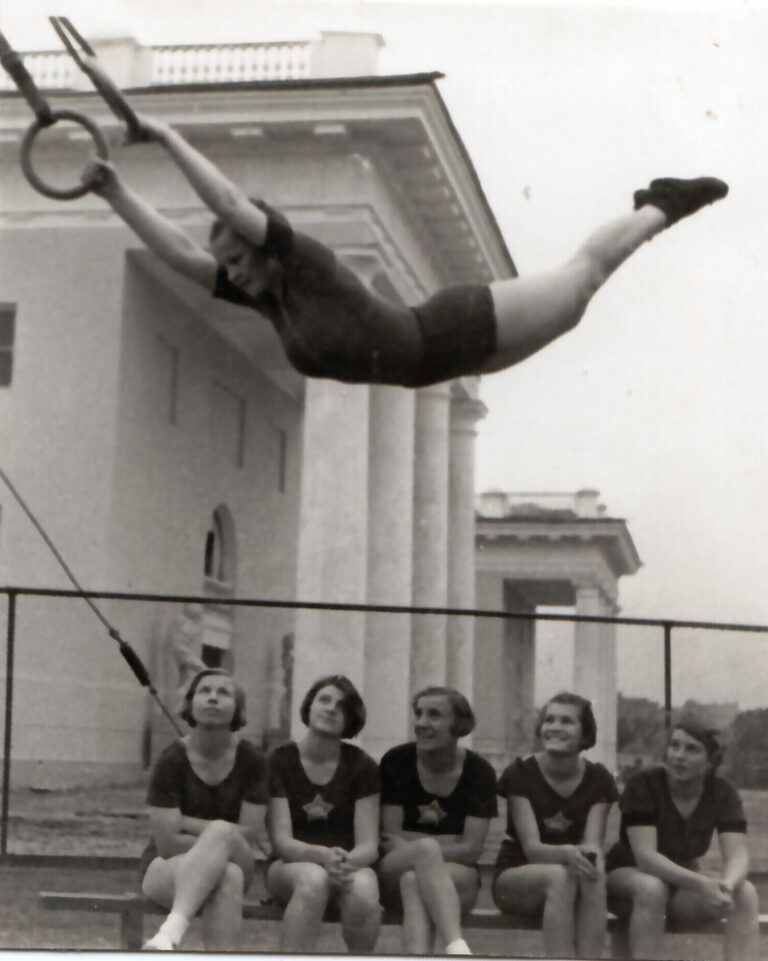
<box><xmin>2</xmin><ymin>585</ymin><xmax>767</xmax><ymax>858</ymax></box>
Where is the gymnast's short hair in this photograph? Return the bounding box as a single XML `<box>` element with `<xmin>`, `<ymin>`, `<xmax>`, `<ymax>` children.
<box><xmin>180</xmin><ymin>669</ymin><xmax>247</xmax><ymax>732</ymax></box>
<box><xmin>535</xmin><ymin>691</ymin><xmax>597</xmax><ymax>751</ymax></box>
<box><xmin>300</xmin><ymin>674</ymin><xmax>367</xmax><ymax>740</ymax></box>
<box><xmin>412</xmin><ymin>686</ymin><xmax>476</xmax><ymax>738</ymax></box>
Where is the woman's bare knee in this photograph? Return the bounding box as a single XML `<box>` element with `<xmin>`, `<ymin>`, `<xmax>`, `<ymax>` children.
<box><xmin>632</xmin><ymin>873</ymin><xmax>669</xmax><ymax>912</ymax></box>
<box><xmin>291</xmin><ymin>862</ymin><xmax>331</xmax><ymax>902</ymax></box>
<box><xmin>215</xmin><ymin>862</ymin><xmax>244</xmax><ymax>900</ymax></box>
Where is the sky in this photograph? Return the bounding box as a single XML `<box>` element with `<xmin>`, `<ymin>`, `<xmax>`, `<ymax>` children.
<box><xmin>2</xmin><ymin>0</ymin><xmax>767</xmax><ymax>709</ymax></box>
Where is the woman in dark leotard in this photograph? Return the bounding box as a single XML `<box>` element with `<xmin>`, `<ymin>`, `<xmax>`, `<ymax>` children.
<box><xmin>81</xmin><ymin>77</ymin><xmax>728</xmax><ymax>389</ymax></box>
<box><xmin>139</xmin><ymin>669</ymin><xmax>269</xmax><ymax>951</ymax></box>
<box><xmin>265</xmin><ymin>674</ymin><xmax>381</xmax><ymax>954</ymax></box>
<box><xmin>377</xmin><ymin>686</ymin><xmax>497</xmax><ymax>955</ymax></box>
<box><xmin>606</xmin><ymin>716</ymin><xmax>760</xmax><ymax>961</ymax></box>
<box><xmin>492</xmin><ymin>692</ymin><xmax>618</xmax><ymax>958</ymax></box>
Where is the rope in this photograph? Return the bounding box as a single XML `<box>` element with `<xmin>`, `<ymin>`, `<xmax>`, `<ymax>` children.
<box><xmin>0</xmin><ymin>465</ymin><xmax>183</xmax><ymax>736</ymax></box>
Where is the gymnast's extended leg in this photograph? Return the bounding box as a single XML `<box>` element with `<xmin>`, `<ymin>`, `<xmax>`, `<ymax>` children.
<box><xmin>481</xmin><ymin>177</ymin><xmax>728</xmax><ymax>374</ymax></box>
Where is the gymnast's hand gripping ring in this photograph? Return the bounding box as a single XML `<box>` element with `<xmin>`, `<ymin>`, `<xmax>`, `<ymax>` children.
<box><xmin>20</xmin><ymin>109</ymin><xmax>110</xmax><ymax>201</ymax></box>
<box><xmin>1</xmin><ymin>18</ymin><xmax>147</xmax><ymax>202</ymax></box>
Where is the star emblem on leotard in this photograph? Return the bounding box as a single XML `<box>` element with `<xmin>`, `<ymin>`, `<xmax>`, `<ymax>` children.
<box><xmin>303</xmin><ymin>793</ymin><xmax>334</xmax><ymax>821</ymax></box>
<box><xmin>417</xmin><ymin>799</ymin><xmax>448</xmax><ymax>826</ymax></box>
<box><xmin>542</xmin><ymin>810</ymin><xmax>573</xmax><ymax>834</ymax></box>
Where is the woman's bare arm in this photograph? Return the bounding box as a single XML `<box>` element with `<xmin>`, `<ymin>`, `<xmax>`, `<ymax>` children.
<box><xmin>85</xmin><ymin>158</ymin><xmax>217</xmax><ymax>288</ymax></box>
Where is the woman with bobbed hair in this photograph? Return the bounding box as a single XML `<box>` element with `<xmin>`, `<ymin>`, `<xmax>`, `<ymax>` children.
<box><xmin>266</xmin><ymin>674</ymin><xmax>381</xmax><ymax>953</ymax></box>
<box><xmin>606</xmin><ymin>716</ymin><xmax>760</xmax><ymax>960</ymax></box>
<box><xmin>493</xmin><ymin>691</ymin><xmax>618</xmax><ymax>958</ymax></box>
<box><xmin>140</xmin><ymin>669</ymin><xmax>269</xmax><ymax>951</ymax></box>
<box><xmin>378</xmin><ymin>686</ymin><xmax>497</xmax><ymax>955</ymax></box>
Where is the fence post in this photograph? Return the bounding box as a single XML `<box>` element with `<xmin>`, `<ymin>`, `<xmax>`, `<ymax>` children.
<box><xmin>663</xmin><ymin>622</ymin><xmax>672</xmax><ymax>732</ymax></box>
<box><xmin>1</xmin><ymin>590</ymin><xmax>17</xmax><ymax>857</ymax></box>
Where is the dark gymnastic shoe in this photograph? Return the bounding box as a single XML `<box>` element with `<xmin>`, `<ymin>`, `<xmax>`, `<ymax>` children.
<box><xmin>633</xmin><ymin>176</ymin><xmax>729</xmax><ymax>225</ymax></box>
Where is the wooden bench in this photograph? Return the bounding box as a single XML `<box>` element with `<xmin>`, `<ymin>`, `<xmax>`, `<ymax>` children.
<box><xmin>38</xmin><ymin>889</ymin><xmax>768</xmax><ymax>953</ymax></box>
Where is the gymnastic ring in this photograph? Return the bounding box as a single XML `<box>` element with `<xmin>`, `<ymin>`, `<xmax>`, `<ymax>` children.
<box><xmin>20</xmin><ymin>109</ymin><xmax>109</xmax><ymax>201</ymax></box>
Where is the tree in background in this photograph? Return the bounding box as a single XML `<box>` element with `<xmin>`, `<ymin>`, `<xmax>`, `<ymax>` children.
<box><xmin>722</xmin><ymin>709</ymin><xmax>768</xmax><ymax>789</ymax></box>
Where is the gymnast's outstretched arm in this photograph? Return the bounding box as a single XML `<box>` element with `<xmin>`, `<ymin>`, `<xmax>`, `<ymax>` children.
<box><xmin>83</xmin><ymin>157</ymin><xmax>217</xmax><ymax>288</ymax></box>
<box><xmin>137</xmin><ymin>114</ymin><xmax>268</xmax><ymax>248</ymax></box>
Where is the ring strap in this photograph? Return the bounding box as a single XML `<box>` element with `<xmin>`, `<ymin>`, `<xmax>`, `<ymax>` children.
<box><xmin>0</xmin><ymin>31</ymin><xmax>55</xmax><ymax>126</ymax></box>
<box><xmin>49</xmin><ymin>17</ymin><xmax>148</xmax><ymax>144</ymax></box>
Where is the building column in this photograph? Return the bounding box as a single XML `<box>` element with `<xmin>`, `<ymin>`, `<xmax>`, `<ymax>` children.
<box><xmin>573</xmin><ymin>583</ymin><xmax>617</xmax><ymax>769</ymax></box>
<box><xmin>364</xmin><ymin>385</ymin><xmax>416</xmax><ymax>757</ymax></box>
<box><xmin>292</xmin><ymin>380</ymin><xmax>369</xmax><ymax>737</ymax></box>
<box><xmin>446</xmin><ymin>383</ymin><xmax>486</xmax><ymax>699</ymax></box>
<box><xmin>410</xmin><ymin>382</ymin><xmax>451</xmax><ymax>696</ymax></box>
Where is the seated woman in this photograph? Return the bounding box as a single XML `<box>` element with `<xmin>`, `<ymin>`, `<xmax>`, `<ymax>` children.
<box><xmin>81</xmin><ymin>69</ymin><xmax>728</xmax><ymax>391</ymax></box>
<box><xmin>606</xmin><ymin>716</ymin><xmax>760</xmax><ymax>961</ymax></box>
<box><xmin>266</xmin><ymin>674</ymin><xmax>381</xmax><ymax>953</ymax></box>
<box><xmin>492</xmin><ymin>692</ymin><xmax>618</xmax><ymax>958</ymax></box>
<box><xmin>377</xmin><ymin>686</ymin><xmax>497</xmax><ymax>955</ymax></box>
<box><xmin>140</xmin><ymin>669</ymin><xmax>269</xmax><ymax>951</ymax></box>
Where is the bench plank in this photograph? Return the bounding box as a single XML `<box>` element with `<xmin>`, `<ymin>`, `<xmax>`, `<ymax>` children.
<box><xmin>39</xmin><ymin>890</ymin><xmax>768</xmax><ymax>952</ymax></box>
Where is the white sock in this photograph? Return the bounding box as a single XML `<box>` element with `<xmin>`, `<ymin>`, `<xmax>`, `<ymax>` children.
<box><xmin>143</xmin><ymin>912</ymin><xmax>189</xmax><ymax>951</ymax></box>
<box><xmin>446</xmin><ymin>937</ymin><xmax>472</xmax><ymax>954</ymax></box>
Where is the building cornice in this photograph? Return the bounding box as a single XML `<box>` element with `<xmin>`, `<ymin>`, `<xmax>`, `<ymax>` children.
<box><xmin>0</xmin><ymin>74</ymin><xmax>516</xmax><ymax>286</ymax></box>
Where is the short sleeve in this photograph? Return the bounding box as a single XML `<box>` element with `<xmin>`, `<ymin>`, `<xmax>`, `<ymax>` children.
<box><xmin>379</xmin><ymin>747</ymin><xmax>404</xmax><ymax>806</ymax></box>
<box><xmin>620</xmin><ymin>771</ymin><xmax>659</xmax><ymax>827</ymax></box>
<box><xmin>146</xmin><ymin>744</ymin><xmax>184</xmax><ymax>809</ymax></box>
<box><xmin>262</xmin><ymin>208</ymin><xmax>294</xmax><ymax>257</ymax></box>
<box><xmin>497</xmin><ymin>757</ymin><xmax>528</xmax><ymax>800</ymax></box>
<box><xmin>715</xmin><ymin>778</ymin><xmax>747</xmax><ymax>834</ymax></box>
<box><xmin>467</xmin><ymin>754</ymin><xmax>498</xmax><ymax>818</ymax></box>
<box><xmin>268</xmin><ymin>747</ymin><xmax>288</xmax><ymax>799</ymax></box>
<box><xmin>594</xmin><ymin>763</ymin><xmax>620</xmax><ymax>804</ymax></box>
<box><xmin>353</xmin><ymin>751</ymin><xmax>381</xmax><ymax>800</ymax></box>
<box><xmin>240</xmin><ymin>742</ymin><xmax>270</xmax><ymax>806</ymax></box>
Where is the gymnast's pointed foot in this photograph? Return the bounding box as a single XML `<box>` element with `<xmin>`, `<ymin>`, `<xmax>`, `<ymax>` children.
<box><xmin>633</xmin><ymin>176</ymin><xmax>728</xmax><ymax>226</ymax></box>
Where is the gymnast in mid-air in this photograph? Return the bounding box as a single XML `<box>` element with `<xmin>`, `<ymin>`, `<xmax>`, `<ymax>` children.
<box><xmin>83</xmin><ymin>78</ymin><xmax>728</xmax><ymax>389</ymax></box>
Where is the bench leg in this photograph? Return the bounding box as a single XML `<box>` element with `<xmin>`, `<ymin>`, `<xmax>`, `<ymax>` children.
<box><xmin>121</xmin><ymin>907</ymin><xmax>144</xmax><ymax>951</ymax></box>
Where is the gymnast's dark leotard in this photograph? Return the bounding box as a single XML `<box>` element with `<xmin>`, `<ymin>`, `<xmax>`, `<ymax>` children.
<box><xmin>494</xmin><ymin>754</ymin><xmax>618</xmax><ymax>877</ymax></box>
<box><xmin>212</xmin><ymin>206</ymin><xmax>497</xmax><ymax>388</ymax></box>
<box><xmin>268</xmin><ymin>740</ymin><xmax>380</xmax><ymax>851</ymax></box>
<box><xmin>139</xmin><ymin>738</ymin><xmax>269</xmax><ymax>877</ymax></box>
<box><xmin>379</xmin><ymin>741</ymin><xmax>498</xmax><ymax>834</ymax></box>
<box><xmin>605</xmin><ymin>766</ymin><xmax>747</xmax><ymax>873</ymax></box>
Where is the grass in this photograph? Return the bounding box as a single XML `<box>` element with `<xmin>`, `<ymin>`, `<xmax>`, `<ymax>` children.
<box><xmin>0</xmin><ymin>783</ymin><xmax>766</xmax><ymax>955</ymax></box>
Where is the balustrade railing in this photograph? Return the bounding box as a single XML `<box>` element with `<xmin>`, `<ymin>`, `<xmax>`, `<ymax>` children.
<box><xmin>0</xmin><ymin>40</ymin><xmax>312</xmax><ymax>92</ymax></box>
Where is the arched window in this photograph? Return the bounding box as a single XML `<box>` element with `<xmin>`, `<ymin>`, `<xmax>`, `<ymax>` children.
<box><xmin>203</xmin><ymin>506</ymin><xmax>235</xmax><ymax>585</ymax></box>
<box><xmin>201</xmin><ymin>506</ymin><xmax>237</xmax><ymax>670</ymax></box>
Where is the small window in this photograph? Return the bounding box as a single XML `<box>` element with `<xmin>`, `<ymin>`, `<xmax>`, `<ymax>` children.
<box><xmin>0</xmin><ymin>305</ymin><xmax>16</xmax><ymax>387</ymax></box>
<box><xmin>204</xmin><ymin>511</ymin><xmax>225</xmax><ymax>581</ymax></box>
<box><xmin>212</xmin><ymin>382</ymin><xmax>246</xmax><ymax>468</ymax></box>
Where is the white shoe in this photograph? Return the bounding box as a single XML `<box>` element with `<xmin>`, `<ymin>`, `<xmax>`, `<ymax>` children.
<box><xmin>142</xmin><ymin>930</ymin><xmax>175</xmax><ymax>951</ymax></box>
<box><xmin>446</xmin><ymin>938</ymin><xmax>472</xmax><ymax>954</ymax></box>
